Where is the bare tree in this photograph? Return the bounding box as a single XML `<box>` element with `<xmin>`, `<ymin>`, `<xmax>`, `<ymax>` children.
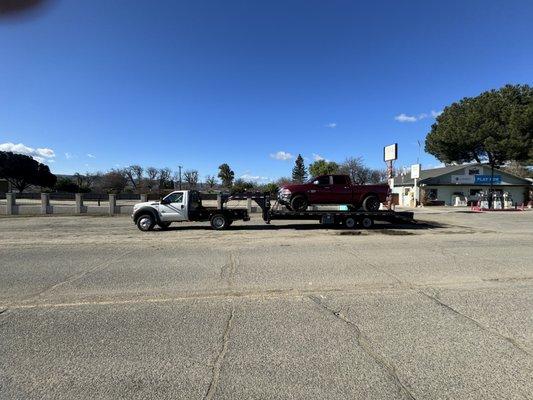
<box><xmin>124</xmin><ymin>165</ymin><xmax>144</xmax><ymax>190</ymax></box>
<box><xmin>144</xmin><ymin>167</ymin><xmax>158</xmax><ymax>192</ymax></box>
<box><xmin>205</xmin><ymin>175</ymin><xmax>217</xmax><ymax>189</ymax></box>
<box><xmin>158</xmin><ymin>167</ymin><xmax>172</xmax><ymax>190</ymax></box>
<box><xmin>339</xmin><ymin>157</ymin><xmax>370</xmax><ymax>184</ymax></box>
<box><xmin>183</xmin><ymin>169</ymin><xmax>199</xmax><ymax>188</ymax></box>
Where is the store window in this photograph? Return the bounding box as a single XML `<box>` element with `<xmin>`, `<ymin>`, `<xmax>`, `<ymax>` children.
<box><xmin>427</xmin><ymin>189</ymin><xmax>438</xmax><ymax>200</ymax></box>
<box><xmin>468</xmin><ymin>168</ymin><xmax>480</xmax><ymax>175</ymax></box>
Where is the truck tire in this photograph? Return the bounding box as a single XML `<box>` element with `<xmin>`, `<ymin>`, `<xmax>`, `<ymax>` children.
<box><xmin>158</xmin><ymin>222</ymin><xmax>171</xmax><ymax>230</ymax></box>
<box><xmin>210</xmin><ymin>214</ymin><xmax>229</xmax><ymax>230</ymax></box>
<box><xmin>290</xmin><ymin>195</ymin><xmax>308</xmax><ymax>212</ymax></box>
<box><xmin>362</xmin><ymin>195</ymin><xmax>380</xmax><ymax>212</ymax></box>
<box><xmin>136</xmin><ymin>214</ymin><xmax>155</xmax><ymax>231</ymax></box>
<box><xmin>360</xmin><ymin>216</ymin><xmax>374</xmax><ymax>229</ymax></box>
<box><xmin>344</xmin><ymin>217</ymin><xmax>356</xmax><ymax>229</ymax></box>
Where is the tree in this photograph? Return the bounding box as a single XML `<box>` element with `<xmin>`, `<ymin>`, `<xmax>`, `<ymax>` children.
<box><xmin>218</xmin><ymin>163</ymin><xmax>235</xmax><ymax>188</ymax></box>
<box><xmin>308</xmin><ymin>160</ymin><xmax>339</xmax><ymax>177</ymax></box>
<box><xmin>231</xmin><ymin>178</ymin><xmax>255</xmax><ymax>194</ymax></box>
<box><xmin>144</xmin><ymin>167</ymin><xmax>159</xmax><ymax>192</ymax></box>
<box><xmin>158</xmin><ymin>167</ymin><xmax>173</xmax><ymax>190</ymax></box>
<box><xmin>0</xmin><ymin>151</ymin><xmax>57</xmax><ymax>192</ymax></box>
<box><xmin>339</xmin><ymin>157</ymin><xmax>369</xmax><ymax>184</ymax></box>
<box><xmin>183</xmin><ymin>169</ymin><xmax>199</xmax><ymax>188</ymax></box>
<box><xmin>426</xmin><ymin>84</ymin><xmax>533</xmax><ymax>205</ymax></box>
<box><xmin>55</xmin><ymin>177</ymin><xmax>80</xmax><ymax>193</ymax></box>
<box><xmin>503</xmin><ymin>161</ymin><xmax>532</xmax><ymax>178</ymax></box>
<box><xmin>123</xmin><ymin>165</ymin><xmax>143</xmax><ymax>190</ymax></box>
<box><xmin>101</xmin><ymin>170</ymin><xmax>128</xmax><ymax>193</ymax></box>
<box><xmin>292</xmin><ymin>154</ymin><xmax>307</xmax><ymax>183</ymax></box>
<box><xmin>205</xmin><ymin>175</ymin><xmax>217</xmax><ymax>189</ymax></box>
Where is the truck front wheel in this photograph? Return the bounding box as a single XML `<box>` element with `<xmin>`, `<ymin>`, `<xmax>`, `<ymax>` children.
<box><xmin>290</xmin><ymin>195</ymin><xmax>308</xmax><ymax>212</ymax></box>
<box><xmin>136</xmin><ymin>214</ymin><xmax>155</xmax><ymax>231</ymax></box>
<box><xmin>210</xmin><ymin>214</ymin><xmax>229</xmax><ymax>230</ymax></box>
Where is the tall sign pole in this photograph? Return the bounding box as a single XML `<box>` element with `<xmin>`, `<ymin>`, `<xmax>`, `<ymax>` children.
<box><xmin>384</xmin><ymin>143</ymin><xmax>398</xmax><ymax>210</ymax></box>
<box><xmin>178</xmin><ymin>165</ymin><xmax>182</xmax><ymax>190</ymax></box>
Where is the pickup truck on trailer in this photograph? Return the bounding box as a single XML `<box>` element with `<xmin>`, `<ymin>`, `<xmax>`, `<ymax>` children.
<box><xmin>132</xmin><ymin>190</ymin><xmax>249</xmax><ymax>231</ymax></box>
<box><xmin>277</xmin><ymin>174</ymin><xmax>389</xmax><ymax>212</ymax></box>
<box><xmin>132</xmin><ymin>190</ymin><xmax>413</xmax><ymax>231</ymax></box>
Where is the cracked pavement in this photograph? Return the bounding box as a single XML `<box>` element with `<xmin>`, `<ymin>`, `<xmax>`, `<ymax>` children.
<box><xmin>1</xmin><ymin>210</ymin><xmax>532</xmax><ymax>399</ymax></box>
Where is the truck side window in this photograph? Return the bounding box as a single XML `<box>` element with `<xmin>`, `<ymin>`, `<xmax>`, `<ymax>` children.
<box><xmin>165</xmin><ymin>192</ymin><xmax>183</xmax><ymax>203</ymax></box>
<box><xmin>333</xmin><ymin>176</ymin><xmax>347</xmax><ymax>185</ymax></box>
<box><xmin>314</xmin><ymin>176</ymin><xmax>330</xmax><ymax>185</ymax></box>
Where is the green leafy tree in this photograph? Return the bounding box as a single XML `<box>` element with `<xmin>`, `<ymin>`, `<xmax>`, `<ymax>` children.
<box><xmin>426</xmin><ymin>84</ymin><xmax>533</xmax><ymax>192</ymax></box>
<box><xmin>230</xmin><ymin>178</ymin><xmax>255</xmax><ymax>194</ymax></box>
<box><xmin>291</xmin><ymin>154</ymin><xmax>308</xmax><ymax>183</ymax></box>
<box><xmin>0</xmin><ymin>151</ymin><xmax>57</xmax><ymax>192</ymax></box>
<box><xmin>218</xmin><ymin>163</ymin><xmax>235</xmax><ymax>188</ymax></box>
<box><xmin>308</xmin><ymin>160</ymin><xmax>339</xmax><ymax>177</ymax></box>
<box><xmin>55</xmin><ymin>177</ymin><xmax>80</xmax><ymax>193</ymax></box>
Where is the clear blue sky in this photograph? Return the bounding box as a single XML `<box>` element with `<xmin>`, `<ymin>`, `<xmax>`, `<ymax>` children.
<box><xmin>1</xmin><ymin>0</ymin><xmax>532</xmax><ymax>181</ymax></box>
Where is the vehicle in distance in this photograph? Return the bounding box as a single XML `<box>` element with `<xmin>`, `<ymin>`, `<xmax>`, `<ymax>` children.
<box><xmin>277</xmin><ymin>174</ymin><xmax>389</xmax><ymax>212</ymax></box>
<box><xmin>132</xmin><ymin>190</ymin><xmax>249</xmax><ymax>231</ymax></box>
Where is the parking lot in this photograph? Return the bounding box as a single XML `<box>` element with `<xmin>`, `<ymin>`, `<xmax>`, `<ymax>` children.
<box><xmin>1</xmin><ymin>209</ymin><xmax>532</xmax><ymax>399</ymax></box>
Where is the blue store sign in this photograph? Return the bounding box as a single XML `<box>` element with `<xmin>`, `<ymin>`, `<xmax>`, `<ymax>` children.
<box><xmin>474</xmin><ymin>175</ymin><xmax>501</xmax><ymax>185</ymax></box>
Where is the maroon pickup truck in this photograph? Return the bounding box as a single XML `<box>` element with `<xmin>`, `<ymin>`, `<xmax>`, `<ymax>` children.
<box><xmin>278</xmin><ymin>174</ymin><xmax>389</xmax><ymax>212</ymax></box>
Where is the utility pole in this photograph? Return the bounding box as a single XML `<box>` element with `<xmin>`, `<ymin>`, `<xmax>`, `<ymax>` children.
<box><xmin>178</xmin><ymin>165</ymin><xmax>182</xmax><ymax>190</ymax></box>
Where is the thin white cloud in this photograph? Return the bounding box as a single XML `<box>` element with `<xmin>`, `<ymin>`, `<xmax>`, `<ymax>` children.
<box><xmin>270</xmin><ymin>151</ymin><xmax>294</xmax><ymax>160</ymax></box>
<box><xmin>240</xmin><ymin>173</ymin><xmax>270</xmax><ymax>183</ymax></box>
<box><xmin>65</xmin><ymin>152</ymin><xmax>74</xmax><ymax>160</ymax></box>
<box><xmin>312</xmin><ymin>153</ymin><xmax>325</xmax><ymax>162</ymax></box>
<box><xmin>395</xmin><ymin>109</ymin><xmax>443</xmax><ymax>123</ymax></box>
<box><xmin>394</xmin><ymin>113</ymin><xmax>418</xmax><ymax>123</ymax></box>
<box><xmin>324</xmin><ymin>122</ymin><xmax>337</xmax><ymax>128</ymax></box>
<box><xmin>87</xmin><ymin>153</ymin><xmax>96</xmax><ymax>158</ymax></box>
<box><xmin>0</xmin><ymin>142</ymin><xmax>56</xmax><ymax>164</ymax></box>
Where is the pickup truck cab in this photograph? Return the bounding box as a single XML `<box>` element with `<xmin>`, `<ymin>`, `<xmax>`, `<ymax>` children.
<box><xmin>132</xmin><ymin>190</ymin><xmax>249</xmax><ymax>231</ymax></box>
<box><xmin>278</xmin><ymin>174</ymin><xmax>389</xmax><ymax>212</ymax></box>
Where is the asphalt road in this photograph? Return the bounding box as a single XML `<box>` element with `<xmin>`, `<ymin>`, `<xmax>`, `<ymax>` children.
<box><xmin>1</xmin><ymin>210</ymin><xmax>532</xmax><ymax>399</ymax></box>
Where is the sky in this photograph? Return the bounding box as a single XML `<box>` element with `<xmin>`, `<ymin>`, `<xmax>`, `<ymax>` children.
<box><xmin>1</xmin><ymin>0</ymin><xmax>532</xmax><ymax>182</ymax></box>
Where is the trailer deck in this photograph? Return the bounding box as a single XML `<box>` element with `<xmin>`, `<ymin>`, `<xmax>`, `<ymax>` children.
<box><xmin>227</xmin><ymin>193</ymin><xmax>414</xmax><ymax>228</ymax></box>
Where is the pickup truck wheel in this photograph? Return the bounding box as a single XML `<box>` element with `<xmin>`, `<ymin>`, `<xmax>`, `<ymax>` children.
<box><xmin>158</xmin><ymin>222</ymin><xmax>171</xmax><ymax>230</ymax></box>
<box><xmin>362</xmin><ymin>195</ymin><xmax>380</xmax><ymax>212</ymax></box>
<box><xmin>290</xmin><ymin>195</ymin><xmax>308</xmax><ymax>212</ymax></box>
<box><xmin>210</xmin><ymin>214</ymin><xmax>228</xmax><ymax>230</ymax></box>
<box><xmin>137</xmin><ymin>214</ymin><xmax>155</xmax><ymax>231</ymax></box>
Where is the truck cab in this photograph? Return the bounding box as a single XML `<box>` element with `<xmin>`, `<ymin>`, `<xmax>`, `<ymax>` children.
<box><xmin>132</xmin><ymin>190</ymin><xmax>249</xmax><ymax>231</ymax></box>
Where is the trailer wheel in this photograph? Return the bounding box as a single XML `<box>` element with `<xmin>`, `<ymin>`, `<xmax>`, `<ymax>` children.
<box><xmin>344</xmin><ymin>217</ymin><xmax>356</xmax><ymax>229</ymax></box>
<box><xmin>210</xmin><ymin>214</ymin><xmax>229</xmax><ymax>230</ymax></box>
<box><xmin>360</xmin><ymin>217</ymin><xmax>374</xmax><ymax>229</ymax></box>
<box><xmin>136</xmin><ymin>214</ymin><xmax>155</xmax><ymax>231</ymax></box>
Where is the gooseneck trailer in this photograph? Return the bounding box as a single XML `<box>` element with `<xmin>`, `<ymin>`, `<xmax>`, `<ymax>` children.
<box><xmin>132</xmin><ymin>190</ymin><xmax>414</xmax><ymax>231</ymax></box>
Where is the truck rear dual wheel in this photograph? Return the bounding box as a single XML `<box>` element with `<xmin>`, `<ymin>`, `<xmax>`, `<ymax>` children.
<box><xmin>210</xmin><ymin>214</ymin><xmax>230</xmax><ymax>230</ymax></box>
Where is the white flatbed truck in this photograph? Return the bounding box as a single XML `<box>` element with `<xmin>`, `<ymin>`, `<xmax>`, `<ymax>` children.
<box><xmin>132</xmin><ymin>190</ymin><xmax>414</xmax><ymax>231</ymax></box>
